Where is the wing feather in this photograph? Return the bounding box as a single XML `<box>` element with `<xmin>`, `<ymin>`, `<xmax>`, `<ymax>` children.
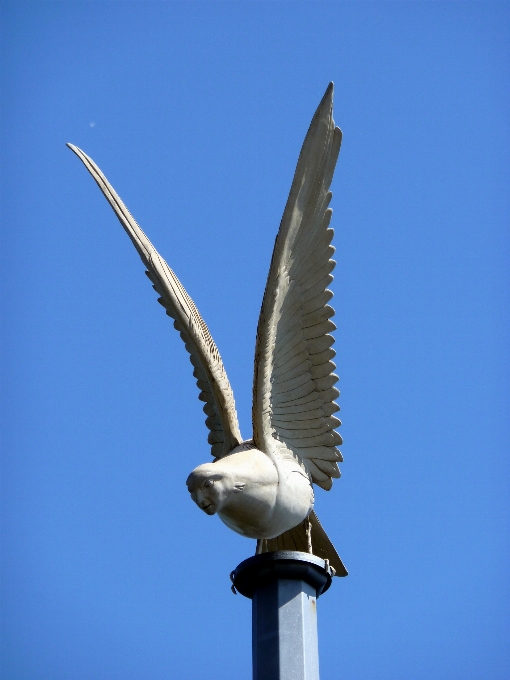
<box><xmin>273</xmin><ymin>408</ymin><xmax>326</xmax><ymax>422</ymax></box>
<box><xmin>301</xmin><ymin>305</ymin><xmax>335</xmax><ymax>327</ymax></box>
<box><xmin>277</xmin><ymin>337</ymin><xmax>308</xmax><ymax>365</ymax></box>
<box><xmin>300</xmin><ymin>258</ymin><xmax>336</xmax><ymax>288</ymax></box>
<box><xmin>308</xmin><ymin>335</ymin><xmax>336</xmax><ymax>354</ymax></box>
<box><xmin>303</xmin><ymin>320</ymin><xmax>336</xmax><ymax>340</ymax></box>
<box><xmin>67</xmin><ymin>144</ymin><xmax>242</xmax><ymax>457</ymax></box>
<box><xmin>301</xmin><ymin>275</ymin><xmax>335</xmax><ymax>302</ymax></box>
<box><xmin>273</xmin><ymin>398</ymin><xmax>329</xmax><ymax>415</ymax></box>
<box><xmin>272</xmin><ymin>361</ymin><xmax>312</xmax><ymax>383</ymax></box>
<box><xmin>302</xmin><ymin>290</ymin><xmax>334</xmax><ymax>314</ymax></box>
<box><xmin>273</xmin><ymin>349</ymin><xmax>310</xmax><ymax>374</ymax></box>
<box><xmin>309</xmin><ymin>347</ymin><xmax>335</xmax><ymax>365</ymax></box>
<box><xmin>313</xmin><ymin>459</ymin><xmax>341</xmax><ymax>478</ymax></box>
<box><xmin>252</xmin><ymin>83</ymin><xmax>343</xmax><ymax>489</ymax></box>
<box><xmin>272</xmin><ymin>417</ymin><xmax>333</xmax><ymax>432</ymax></box>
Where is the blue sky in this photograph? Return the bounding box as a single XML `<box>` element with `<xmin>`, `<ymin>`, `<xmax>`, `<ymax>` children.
<box><xmin>1</xmin><ymin>2</ymin><xmax>509</xmax><ymax>679</ymax></box>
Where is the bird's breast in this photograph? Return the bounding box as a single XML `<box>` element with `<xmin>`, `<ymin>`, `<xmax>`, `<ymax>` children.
<box><xmin>216</xmin><ymin>444</ymin><xmax>314</xmax><ymax>539</ymax></box>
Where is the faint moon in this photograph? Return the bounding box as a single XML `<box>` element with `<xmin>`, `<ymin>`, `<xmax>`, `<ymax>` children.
<box><xmin>89</xmin><ymin>122</ymin><xmax>96</xmax><ymax>128</ymax></box>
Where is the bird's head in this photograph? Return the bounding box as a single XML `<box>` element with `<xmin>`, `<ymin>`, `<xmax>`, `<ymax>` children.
<box><xmin>186</xmin><ymin>463</ymin><xmax>239</xmax><ymax>515</ymax></box>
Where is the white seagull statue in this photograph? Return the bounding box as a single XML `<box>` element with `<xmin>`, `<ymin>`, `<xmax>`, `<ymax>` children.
<box><xmin>68</xmin><ymin>83</ymin><xmax>347</xmax><ymax>576</ymax></box>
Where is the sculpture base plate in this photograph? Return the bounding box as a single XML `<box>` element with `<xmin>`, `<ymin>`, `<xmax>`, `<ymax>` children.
<box><xmin>231</xmin><ymin>550</ymin><xmax>334</xmax><ymax>599</ymax></box>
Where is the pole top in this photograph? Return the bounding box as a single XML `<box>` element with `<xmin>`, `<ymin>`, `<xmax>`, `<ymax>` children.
<box><xmin>231</xmin><ymin>551</ymin><xmax>334</xmax><ymax>599</ymax></box>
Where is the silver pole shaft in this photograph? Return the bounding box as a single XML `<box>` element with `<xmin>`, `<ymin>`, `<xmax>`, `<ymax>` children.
<box><xmin>231</xmin><ymin>551</ymin><xmax>337</xmax><ymax>680</ymax></box>
<box><xmin>252</xmin><ymin>578</ymin><xmax>319</xmax><ymax>680</ymax></box>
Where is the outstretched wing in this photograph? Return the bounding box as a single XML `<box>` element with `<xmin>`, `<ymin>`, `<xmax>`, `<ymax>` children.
<box><xmin>67</xmin><ymin>144</ymin><xmax>242</xmax><ymax>458</ymax></box>
<box><xmin>252</xmin><ymin>83</ymin><xmax>342</xmax><ymax>490</ymax></box>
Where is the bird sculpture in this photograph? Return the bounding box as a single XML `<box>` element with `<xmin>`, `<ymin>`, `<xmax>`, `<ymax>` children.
<box><xmin>68</xmin><ymin>83</ymin><xmax>347</xmax><ymax>576</ymax></box>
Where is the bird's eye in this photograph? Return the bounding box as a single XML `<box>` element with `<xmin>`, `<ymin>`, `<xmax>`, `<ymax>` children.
<box><xmin>203</xmin><ymin>479</ymin><xmax>214</xmax><ymax>488</ymax></box>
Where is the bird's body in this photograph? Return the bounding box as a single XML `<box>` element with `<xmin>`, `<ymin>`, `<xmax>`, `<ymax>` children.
<box><xmin>68</xmin><ymin>83</ymin><xmax>348</xmax><ymax>575</ymax></box>
<box><xmin>187</xmin><ymin>441</ymin><xmax>314</xmax><ymax>539</ymax></box>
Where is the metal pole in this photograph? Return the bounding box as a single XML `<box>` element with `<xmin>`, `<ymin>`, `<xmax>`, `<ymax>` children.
<box><xmin>231</xmin><ymin>551</ymin><xmax>334</xmax><ymax>680</ymax></box>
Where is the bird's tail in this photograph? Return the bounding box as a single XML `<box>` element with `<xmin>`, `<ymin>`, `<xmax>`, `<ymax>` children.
<box><xmin>263</xmin><ymin>511</ymin><xmax>347</xmax><ymax>577</ymax></box>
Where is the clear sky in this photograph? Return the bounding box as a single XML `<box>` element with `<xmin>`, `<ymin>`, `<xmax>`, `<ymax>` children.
<box><xmin>1</xmin><ymin>2</ymin><xmax>509</xmax><ymax>679</ymax></box>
